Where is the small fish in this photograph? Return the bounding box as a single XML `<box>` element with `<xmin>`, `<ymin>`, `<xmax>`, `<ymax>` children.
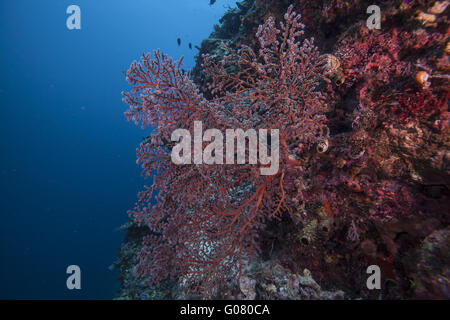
<box><xmin>189</xmin><ymin>42</ymin><xmax>192</xmax><ymax>49</ymax></box>
<box><xmin>195</xmin><ymin>45</ymin><xmax>201</xmax><ymax>51</ymax></box>
<box><xmin>177</xmin><ymin>38</ymin><xmax>181</xmax><ymax>46</ymax></box>
<box><xmin>209</xmin><ymin>0</ymin><xmax>216</xmax><ymax>5</ymax></box>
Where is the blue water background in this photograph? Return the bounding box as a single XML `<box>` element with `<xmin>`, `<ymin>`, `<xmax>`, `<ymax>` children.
<box><xmin>0</xmin><ymin>0</ymin><xmax>236</xmax><ymax>299</ymax></box>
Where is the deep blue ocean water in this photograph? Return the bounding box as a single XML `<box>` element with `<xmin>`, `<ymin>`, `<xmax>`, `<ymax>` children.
<box><xmin>0</xmin><ymin>0</ymin><xmax>236</xmax><ymax>299</ymax></box>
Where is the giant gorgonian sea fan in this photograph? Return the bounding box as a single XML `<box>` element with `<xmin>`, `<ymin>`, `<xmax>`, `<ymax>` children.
<box><xmin>122</xmin><ymin>5</ymin><xmax>328</xmax><ymax>295</ymax></box>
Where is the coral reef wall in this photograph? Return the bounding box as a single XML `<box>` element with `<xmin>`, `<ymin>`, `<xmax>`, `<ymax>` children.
<box><xmin>116</xmin><ymin>0</ymin><xmax>449</xmax><ymax>300</ymax></box>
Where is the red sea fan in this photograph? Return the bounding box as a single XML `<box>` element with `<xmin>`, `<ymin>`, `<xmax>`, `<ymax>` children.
<box><xmin>396</xmin><ymin>88</ymin><xmax>449</xmax><ymax>122</ymax></box>
<box><xmin>122</xmin><ymin>5</ymin><xmax>328</xmax><ymax>295</ymax></box>
<box><xmin>203</xmin><ymin>6</ymin><xmax>328</xmax><ymax>145</ymax></box>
